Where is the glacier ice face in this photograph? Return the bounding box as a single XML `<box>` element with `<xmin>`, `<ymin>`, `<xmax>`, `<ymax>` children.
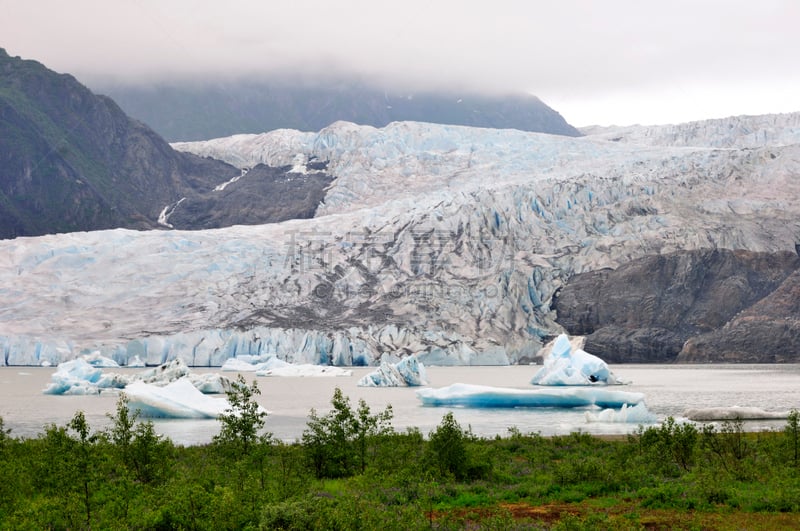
<box><xmin>3</xmin><ymin>117</ymin><xmax>800</xmax><ymax>366</ymax></box>
<box><xmin>531</xmin><ymin>334</ymin><xmax>623</xmax><ymax>386</ymax></box>
<box><xmin>415</xmin><ymin>383</ymin><xmax>644</xmax><ymax>409</ymax></box>
<box><xmin>124</xmin><ymin>378</ymin><xmax>230</xmax><ymax>419</ymax></box>
<box><xmin>357</xmin><ymin>355</ymin><xmax>428</xmax><ymax>387</ymax></box>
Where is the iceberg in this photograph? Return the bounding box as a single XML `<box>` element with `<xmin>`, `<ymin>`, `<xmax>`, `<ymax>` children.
<box><xmin>42</xmin><ymin>358</ymin><xmax>233</xmax><ymax>395</ymax></box>
<box><xmin>124</xmin><ymin>378</ymin><xmax>230</xmax><ymax>419</ymax></box>
<box><xmin>531</xmin><ymin>334</ymin><xmax>623</xmax><ymax>386</ymax></box>
<box><xmin>585</xmin><ymin>402</ymin><xmax>658</xmax><ymax>424</ymax></box>
<box><xmin>81</xmin><ymin>351</ymin><xmax>120</xmax><ymax>368</ymax></box>
<box><xmin>42</xmin><ymin>358</ymin><xmax>118</xmax><ymax>395</ymax></box>
<box><xmin>357</xmin><ymin>355</ymin><xmax>428</xmax><ymax>387</ymax></box>
<box><xmin>416</xmin><ymin>383</ymin><xmax>644</xmax><ymax>409</ymax></box>
<box><xmin>683</xmin><ymin>406</ymin><xmax>791</xmax><ymax>421</ymax></box>
<box><xmin>220</xmin><ymin>357</ymin><xmax>262</xmax><ymax>372</ymax></box>
<box><xmin>255</xmin><ymin>359</ymin><xmax>352</xmax><ymax>377</ymax></box>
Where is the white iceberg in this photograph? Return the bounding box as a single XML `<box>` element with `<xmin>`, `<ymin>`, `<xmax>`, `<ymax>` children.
<box><xmin>357</xmin><ymin>355</ymin><xmax>428</xmax><ymax>387</ymax></box>
<box><xmin>585</xmin><ymin>402</ymin><xmax>658</xmax><ymax>424</ymax></box>
<box><xmin>220</xmin><ymin>357</ymin><xmax>262</xmax><ymax>372</ymax></box>
<box><xmin>43</xmin><ymin>357</ymin><xmax>232</xmax><ymax>395</ymax></box>
<box><xmin>42</xmin><ymin>358</ymin><xmax>117</xmax><ymax>395</ymax></box>
<box><xmin>531</xmin><ymin>334</ymin><xmax>623</xmax><ymax>386</ymax></box>
<box><xmin>683</xmin><ymin>406</ymin><xmax>791</xmax><ymax>421</ymax></box>
<box><xmin>416</xmin><ymin>383</ymin><xmax>644</xmax><ymax>409</ymax></box>
<box><xmin>81</xmin><ymin>351</ymin><xmax>120</xmax><ymax>368</ymax></box>
<box><xmin>254</xmin><ymin>358</ymin><xmax>352</xmax><ymax>377</ymax></box>
<box><xmin>123</xmin><ymin>378</ymin><xmax>230</xmax><ymax>419</ymax></box>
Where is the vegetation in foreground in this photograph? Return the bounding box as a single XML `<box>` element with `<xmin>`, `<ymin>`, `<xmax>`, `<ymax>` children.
<box><xmin>0</xmin><ymin>378</ymin><xmax>799</xmax><ymax>529</ymax></box>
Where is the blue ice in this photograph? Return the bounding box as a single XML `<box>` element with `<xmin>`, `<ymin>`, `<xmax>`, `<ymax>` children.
<box><xmin>416</xmin><ymin>383</ymin><xmax>644</xmax><ymax>409</ymax></box>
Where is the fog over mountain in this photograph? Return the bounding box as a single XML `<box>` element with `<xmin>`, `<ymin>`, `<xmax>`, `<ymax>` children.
<box><xmin>99</xmin><ymin>79</ymin><xmax>581</xmax><ymax>142</ymax></box>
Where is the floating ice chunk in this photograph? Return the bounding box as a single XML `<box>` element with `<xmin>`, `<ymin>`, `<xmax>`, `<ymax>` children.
<box><xmin>81</xmin><ymin>351</ymin><xmax>120</xmax><ymax>368</ymax></box>
<box><xmin>585</xmin><ymin>402</ymin><xmax>657</xmax><ymax>423</ymax></box>
<box><xmin>531</xmin><ymin>334</ymin><xmax>624</xmax><ymax>386</ymax></box>
<box><xmin>43</xmin><ymin>358</ymin><xmax>113</xmax><ymax>395</ymax></box>
<box><xmin>255</xmin><ymin>361</ymin><xmax>352</xmax><ymax>377</ymax></box>
<box><xmin>357</xmin><ymin>355</ymin><xmax>428</xmax><ymax>387</ymax></box>
<box><xmin>43</xmin><ymin>357</ymin><xmax>232</xmax><ymax>395</ymax></box>
<box><xmin>221</xmin><ymin>358</ymin><xmax>261</xmax><ymax>372</ymax></box>
<box><xmin>683</xmin><ymin>406</ymin><xmax>791</xmax><ymax>421</ymax></box>
<box><xmin>124</xmin><ymin>378</ymin><xmax>230</xmax><ymax>419</ymax></box>
<box><xmin>135</xmin><ymin>358</ymin><xmax>190</xmax><ymax>383</ymax></box>
<box><xmin>416</xmin><ymin>383</ymin><xmax>644</xmax><ymax>409</ymax></box>
<box><xmin>189</xmin><ymin>373</ymin><xmax>234</xmax><ymax>394</ymax></box>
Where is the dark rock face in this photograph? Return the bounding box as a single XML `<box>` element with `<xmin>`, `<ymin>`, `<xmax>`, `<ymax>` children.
<box><xmin>167</xmin><ymin>162</ymin><xmax>335</xmax><ymax>230</ymax></box>
<box><xmin>679</xmin><ymin>270</ymin><xmax>800</xmax><ymax>362</ymax></box>
<box><xmin>0</xmin><ymin>48</ymin><xmax>240</xmax><ymax>239</ymax></box>
<box><xmin>553</xmin><ymin>249</ymin><xmax>800</xmax><ymax>362</ymax></box>
<box><xmin>99</xmin><ymin>80</ymin><xmax>582</xmax><ymax>142</ymax></box>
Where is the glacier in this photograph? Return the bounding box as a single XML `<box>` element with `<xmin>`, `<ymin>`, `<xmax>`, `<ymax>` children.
<box><xmin>531</xmin><ymin>334</ymin><xmax>623</xmax><ymax>385</ymax></box>
<box><xmin>1</xmin><ymin>115</ymin><xmax>800</xmax><ymax>366</ymax></box>
<box><xmin>415</xmin><ymin>383</ymin><xmax>644</xmax><ymax>409</ymax></box>
<box><xmin>357</xmin><ymin>355</ymin><xmax>428</xmax><ymax>387</ymax></box>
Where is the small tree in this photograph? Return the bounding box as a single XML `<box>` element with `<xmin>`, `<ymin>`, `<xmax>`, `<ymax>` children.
<box><xmin>214</xmin><ymin>375</ymin><xmax>269</xmax><ymax>456</ymax></box>
<box><xmin>428</xmin><ymin>412</ymin><xmax>468</xmax><ymax>480</ymax></box>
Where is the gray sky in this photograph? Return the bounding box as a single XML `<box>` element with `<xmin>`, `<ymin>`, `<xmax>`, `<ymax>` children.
<box><xmin>1</xmin><ymin>0</ymin><xmax>798</xmax><ymax>126</ymax></box>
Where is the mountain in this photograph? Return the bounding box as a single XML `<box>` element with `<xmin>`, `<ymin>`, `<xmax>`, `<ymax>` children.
<box><xmin>97</xmin><ymin>80</ymin><xmax>582</xmax><ymax>141</ymax></box>
<box><xmin>2</xmin><ymin>115</ymin><xmax>799</xmax><ymax>366</ymax></box>
<box><xmin>0</xmin><ymin>49</ymin><xmax>334</xmax><ymax>239</ymax></box>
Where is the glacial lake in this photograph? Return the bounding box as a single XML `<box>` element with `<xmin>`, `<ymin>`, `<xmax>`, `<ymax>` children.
<box><xmin>2</xmin><ymin>364</ymin><xmax>800</xmax><ymax>445</ymax></box>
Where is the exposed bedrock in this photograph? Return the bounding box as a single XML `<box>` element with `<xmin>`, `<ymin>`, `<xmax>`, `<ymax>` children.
<box><xmin>553</xmin><ymin>249</ymin><xmax>800</xmax><ymax>362</ymax></box>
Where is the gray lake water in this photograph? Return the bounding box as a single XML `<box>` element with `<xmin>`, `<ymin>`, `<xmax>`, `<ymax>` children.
<box><xmin>1</xmin><ymin>364</ymin><xmax>799</xmax><ymax>445</ymax></box>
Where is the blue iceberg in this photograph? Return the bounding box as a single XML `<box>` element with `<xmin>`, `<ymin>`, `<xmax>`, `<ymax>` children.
<box><xmin>357</xmin><ymin>355</ymin><xmax>428</xmax><ymax>387</ymax></box>
<box><xmin>416</xmin><ymin>383</ymin><xmax>644</xmax><ymax>409</ymax></box>
<box><xmin>531</xmin><ymin>334</ymin><xmax>624</xmax><ymax>386</ymax></box>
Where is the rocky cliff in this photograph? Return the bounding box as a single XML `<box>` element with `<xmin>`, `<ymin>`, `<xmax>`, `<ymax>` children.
<box><xmin>553</xmin><ymin>249</ymin><xmax>800</xmax><ymax>362</ymax></box>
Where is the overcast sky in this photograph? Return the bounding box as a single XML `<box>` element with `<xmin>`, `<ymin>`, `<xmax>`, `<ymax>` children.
<box><xmin>1</xmin><ymin>0</ymin><xmax>798</xmax><ymax>126</ymax></box>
